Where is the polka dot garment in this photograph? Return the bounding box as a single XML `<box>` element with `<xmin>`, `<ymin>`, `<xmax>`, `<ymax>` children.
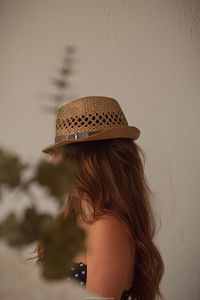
<box><xmin>67</xmin><ymin>261</ymin><xmax>86</xmax><ymax>287</ymax></box>
<box><xmin>40</xmin><ymin>259</ymin><xmax>136</xmax><ymax>299</ymax></box>
<box><xmin>67</xmin><ymin>261</ymin><xmax>137</xmax><ymax>300</ymax></box>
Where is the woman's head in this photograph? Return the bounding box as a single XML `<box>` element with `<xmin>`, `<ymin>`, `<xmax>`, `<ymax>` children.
<box><xmin>31</xmin><ymin>138</ymin><xmax>165</xmax><ymax>300</ymax></box>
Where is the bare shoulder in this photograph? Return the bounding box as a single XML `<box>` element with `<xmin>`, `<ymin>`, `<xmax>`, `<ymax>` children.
<box><xmin>77</xmin><ymin>213</ymin><xmax>135</xmax><ymax>250</ymax></box>
<box><xmin>86</xmin><ymin>214</ymin><xmax>136</xmax><ymax>299</ymax></box>
<box><xmin>88</xmin><ymin>214</ymin><xmax>133</xmax><ymax>246</ymax></box>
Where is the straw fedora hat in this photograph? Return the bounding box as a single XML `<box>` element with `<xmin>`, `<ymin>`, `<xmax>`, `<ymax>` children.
<box><xmin>41</xmin><ymin>96</ymin><xmax>140</xmax><ymax>154</ymax></box>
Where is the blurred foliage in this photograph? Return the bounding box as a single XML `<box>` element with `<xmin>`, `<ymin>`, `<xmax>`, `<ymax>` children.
<box><xmin>0</xmin><ymin>207</ymin><xmax>53</xmax><ymax>248</ymax></box>
<box><xmin>34</xmin><ymin>158</ymin><xmax>77</xmax><ymax>207</ymax></box>
<box><xmin>0</xmin><ymin>146</ymin><xmax>87</xmax><ymax>280</ymax></box>
<box><xmin>0</xmin><ymin>148</ymin><xmax>27</xmax><ymax>196</ymax></box>
<box><xmin>0</xmin><ymin>45</ymin><xmax>86</xmax><ymax>281</ymax></box>
<box><xmin>41</xmin><ymin>214</ymin><xmax>86</xmax><ymax>280</ymax></box>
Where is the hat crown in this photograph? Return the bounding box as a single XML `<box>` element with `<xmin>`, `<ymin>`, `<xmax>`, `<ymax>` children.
<box><xmin>56</xmin><ymin>96</ymin><xmax>128</xmax><ymax>136</ymax></box>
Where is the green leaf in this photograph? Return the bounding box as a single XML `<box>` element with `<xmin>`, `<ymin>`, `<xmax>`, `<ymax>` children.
<box><xmin>34</xmin><ymin>158</ymin><xmax>78</xmax><ymax>205</ymax></box>
<box><xmin>0</xmin><ymin>147</ymin><xmax>26</xmax><ymax>191</ymax></box>
<box><xmin>0</xmin><ymin>212</ymin><xmax>24</xmax><ymax>248</ymax></box>
<box><xmin>0</xmin><ymin>206</ymin><xmax>54</xmax><ymax>248</ymax></box>
<box><xmin>40</xmin><ymin>215</ymin><xmax>87</xmax><ymax>280</ymax></box>
<box><xmin>20</xmin><ymin>207</ymin><xmax>53</xmax><ymax>244</ymax></box>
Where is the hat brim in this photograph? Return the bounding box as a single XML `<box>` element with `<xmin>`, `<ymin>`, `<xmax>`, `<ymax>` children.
<box><xmin>41</xmin><ymin>126</ymin><xmax>140</xmax><ymax>154</ymax></box>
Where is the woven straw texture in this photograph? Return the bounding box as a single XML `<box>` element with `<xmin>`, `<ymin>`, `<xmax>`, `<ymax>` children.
<box><xmin>55</xmin><ymin>96</ymin><xmax>128</xmax><ymax>136</ymax></box>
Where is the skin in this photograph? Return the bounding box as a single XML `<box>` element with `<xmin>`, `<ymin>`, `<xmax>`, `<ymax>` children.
<box><xmin>49</xmin><ymin>150</ymin><xmax>64</xmax><ymax>165</ymax></box>
<box><xmin>49</xmin><ymin>150</ymin><xmax>136</xmax><ymax>300</ymax></box>
<box><xmin>86</xmin><ymin>216</ymin><xmax>135</xmax><ymax>300</ymax></box>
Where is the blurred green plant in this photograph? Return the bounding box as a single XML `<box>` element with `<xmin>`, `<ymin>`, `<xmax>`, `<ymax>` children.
<box><xmin>0</xmin><ymin>45</ymin><xmax>86</xmax><ymax>280</ymax></box>
<box><xmin>0</xmin><ymin>146</ymin><xmax>87</xmax><ymax>280</ymax></box>
<box><xmin>0</xmin><ymin>148</ymin><xmax>26</xmax><ymax>193</ymax></box>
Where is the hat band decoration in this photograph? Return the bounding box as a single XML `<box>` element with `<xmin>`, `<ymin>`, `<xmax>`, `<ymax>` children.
<box><xmin>55</xmin><ymin>131</ymin><xmax>101</xmax><ymax>142</ymax></box>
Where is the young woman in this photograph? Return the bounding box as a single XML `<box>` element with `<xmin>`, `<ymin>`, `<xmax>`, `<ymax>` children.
<box><xmin>30</xmin><ymin>96</ymin><xmax>165</xmax><ymax>300</ymax></box>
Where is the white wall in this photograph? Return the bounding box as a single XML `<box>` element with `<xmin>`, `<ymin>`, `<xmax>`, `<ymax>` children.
<box><xmin>0</xmin><ymin>1</ymin><xmax>200</xmax><ymax>299</ymax></box>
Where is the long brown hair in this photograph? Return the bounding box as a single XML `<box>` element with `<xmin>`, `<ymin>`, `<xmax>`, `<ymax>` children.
<box><xmin>28</xmin><ymin>138</ymin><xmax>165</xmax><ymax>300</ymax></box>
